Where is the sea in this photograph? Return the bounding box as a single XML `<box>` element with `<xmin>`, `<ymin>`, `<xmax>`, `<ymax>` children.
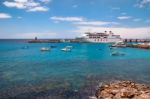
<box><xmin>0</xmin><ymin>39</ymin><xmax>150</xmax><ymax>99</ymax></box>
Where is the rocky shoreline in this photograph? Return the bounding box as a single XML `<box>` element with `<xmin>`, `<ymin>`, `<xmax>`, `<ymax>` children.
<box><xmin>95</xmin><ymin>81</ymin><xmax>150</xmax><ymax>99</ymax></box>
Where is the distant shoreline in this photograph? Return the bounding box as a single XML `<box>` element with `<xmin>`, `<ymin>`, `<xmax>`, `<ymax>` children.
<box><xmin>0</xmin><ymin>38</ymin><xmax>150</xmax><ymax>43</ymax></box>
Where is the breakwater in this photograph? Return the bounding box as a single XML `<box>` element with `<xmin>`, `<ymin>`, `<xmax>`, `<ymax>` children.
<box><xmin>28</xmin><ymin>38</ymin><xmax>81</xmax><ymax>43</ymax></box>
<box><xmin>127</xmin><ymin>43</ymin><xmax>150</xmax><ymax>49</ymax></box>
<box><xmin>124</xmin><ymin>39</ymin><xmax>150</xmax><ymax>43</ymax></box>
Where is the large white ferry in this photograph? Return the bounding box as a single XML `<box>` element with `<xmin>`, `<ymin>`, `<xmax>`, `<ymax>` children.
<box><xmin>81</xmin><ymin>31</ymin><xmax>122</xmax><ymax>43</ymax></box>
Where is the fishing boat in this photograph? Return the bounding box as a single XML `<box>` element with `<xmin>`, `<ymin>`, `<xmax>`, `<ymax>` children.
<box><xmin>40</xmin><ymin>47</ymin><xmax>50</xmax><ymax>51</ymax></box>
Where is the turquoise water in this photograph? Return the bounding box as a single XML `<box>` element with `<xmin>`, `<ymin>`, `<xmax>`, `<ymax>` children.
<box><xmin>0</xmin><ymin>40</ymin><xmax>150</xmax><ymax>98</ymax></box>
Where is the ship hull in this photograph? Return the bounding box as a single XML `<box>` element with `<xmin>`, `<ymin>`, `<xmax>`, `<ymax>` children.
<box><xmin>82</xmin><ymin>38</ymin><xmax>122</xmax><ymax>43</ymax></box>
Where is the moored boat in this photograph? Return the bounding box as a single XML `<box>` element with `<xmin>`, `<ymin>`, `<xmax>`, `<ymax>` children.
<box><xmin>40</xmin><ymin>47</ymin><xmax>50</xmax><ymax>51</ymax></box>
<box><xmin>61</xmin><ymin>47</ymin><xmax>71</xmax><ymax>52</ymax></box>
<box><xmin>61</xmin><ymin>46</ymin><xmax>73</xmax><ymax>52</ymax></box>
<box><xmin>111</xmin><ymin>41</ymin><xmax>126</xmax><ymax>47</ymax></box>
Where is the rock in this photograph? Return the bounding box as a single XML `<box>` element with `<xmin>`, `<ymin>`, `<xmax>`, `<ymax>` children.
<box><xmin>120</xmin><ymin>88</ymin><xmax>134</xmax><ymax>98</ymax></box>
<box><xmin>114</xmin><ymin>93</ymin><xmax>121</xmax><ymax>99</ymax></box>
<box><xmin>111</xmin><ymin>89</ymin><xmax>119</xmax><ymax>95</ymax></box>
<box><xmin>100</xmin><ymin>90</ymin><xmax>113</xmax><ymax>98</ymax></box>
<box><xmin>137</xmin><ymin>93</ymin><xmax>150</xmax><ymax>99</ymax></box>
<box><xmin>105</xmin><ymin>97</ymin><xmax>112</xmax><ymax>99</ymax></box>
<box><xmin>95</xmin><ymin>81</ymin><xmax>150</xmax><ymax>99</ymax></box>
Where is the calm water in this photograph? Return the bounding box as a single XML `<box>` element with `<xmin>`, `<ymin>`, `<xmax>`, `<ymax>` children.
<box><xmin>0</xmin><ymin>40</ymin><xmax>150</xmax><ymax>99</ymax></box>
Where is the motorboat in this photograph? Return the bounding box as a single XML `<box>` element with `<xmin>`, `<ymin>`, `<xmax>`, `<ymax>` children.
<box><xmin>61</xmin><ymin>47</ymin><xmax>71</xmax><ymax>52</ymax></box>
<box><xmin>111</xmin><ymin>41</ymin><xmax>126</xmax><ymax>47</ymax></box>
<box><xmin>40</xmin><ymin>47</ymin><xmax>50</xmax><ymax>51</ymax></box>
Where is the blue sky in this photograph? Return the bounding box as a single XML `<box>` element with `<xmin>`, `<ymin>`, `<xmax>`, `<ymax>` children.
<box><xmin>0</xmin><ymin>0</ymin><xmax>150</xmax><ymax>39</ymax></box>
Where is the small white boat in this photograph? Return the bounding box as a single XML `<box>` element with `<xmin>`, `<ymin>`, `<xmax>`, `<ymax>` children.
<box><xmin>111</xmin><ymin>51</ymin><xmax>125</xmax><ymax>56</ymax></box>
<box><xmin>40</xmin><ymin>47</ymin><xmax>50</xmax><ymax>51</ymax></box>
<box><xmin>61</xmin><ymin>47</ymin><xmax>71</xmax><ymax>52</ymax></box>
<box><xmin>111</xmin><ymin>41</ymin><xmax>126</xmax><ymax>47</ymax></box>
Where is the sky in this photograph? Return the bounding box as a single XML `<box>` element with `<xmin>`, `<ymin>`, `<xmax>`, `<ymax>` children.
<box><xmin>0</xmin><ymin>0</ymin><xmax>150</xmax><ymax>39</ymax></box>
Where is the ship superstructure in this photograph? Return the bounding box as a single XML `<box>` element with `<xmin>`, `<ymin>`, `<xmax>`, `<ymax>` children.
<box><xmin>82</xmin><ymin>31</ymin><xmax>122</xmax><ymax>43</ymax></box>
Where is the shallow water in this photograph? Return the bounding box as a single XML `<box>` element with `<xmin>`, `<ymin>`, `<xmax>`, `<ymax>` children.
<box><xmin>0</xmin><ymin>40</ymin><xmax>150</xmax><ymax>98</ymax></box>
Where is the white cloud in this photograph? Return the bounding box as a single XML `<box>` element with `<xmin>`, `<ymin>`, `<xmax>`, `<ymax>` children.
<box><xmin>3</xmin><ymin>0</ymin><xmax>49</xmax><ymax>12</ymax></box>
<box><xmin>74</xmin><ymin>21</ymin><xmax>119</xmax><ymax>26</ymax></box>
<box><xmin>27</xmin><ymin>6</ymin><xmax>48</xmax><ymax>12</ymax></box>
<box><xmin>133</xmin><ymin>18</ymin><xmax>142</xmax><ymax>22</ymax></box>
<box><xmin>39</xmin><ymin>0</ymin><xmax>52</xmax><ymax>4</ymax></box>
<box><xmin>3</xmin><ymin>1</ymin><xmax>26</xmax><ymax>9</ymax></box>
<box><xmin>50</xmin><ymin>16</ymin><xmax>119</xmax><ymax>26</ymax></box>
<box><xmin>73</xmin><ymin>26</ymin><xmax>150</xmax><ymax>39</ymax></box>
<box><xmin>50</xmin><ymin>16</ymin><xmax>84</xmax><ymax>22</ymax></box>
<box><xmin>135</xmin><ymin>0</ymin><xmax>150</xmax><ymax>8</ymax></box>
<box><xmin>117</xmin><ymin>16</ymin><xmax>131</xmax><ymax>20</ymax></box>
<box><xmin>14</xmin><ymin>0</ymin><xmax>28</xmax><ymax>3</ymax></box>
<box><xmin>0</xmin><ymin>13</ymin><xmax>12</xmax><ymax>19</ymax></box>
<box><xmin>25</xmin><ymin>2</ymin><xmax>40</xmax><ymax>7</ymax></box>
<box><xmin>74</xmin><ymin>21</ymin><xmax>109</xmax><ymax>26</ymax></box>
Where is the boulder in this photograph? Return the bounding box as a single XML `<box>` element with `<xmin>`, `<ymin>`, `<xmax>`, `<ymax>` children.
<box><xmin>95</xmin><ymin>81</ymin><xmax>150</xmax><ymax>99</ymax></box>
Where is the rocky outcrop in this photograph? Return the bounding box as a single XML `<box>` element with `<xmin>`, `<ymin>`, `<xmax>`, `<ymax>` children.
<box><xmin>95</xmin><ymin>81</ymin><xmax>150</xmax><ymax>99</ymax></box>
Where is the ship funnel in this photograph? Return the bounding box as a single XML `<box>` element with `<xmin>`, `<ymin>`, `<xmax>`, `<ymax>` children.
<box><xmin>104</xmin><ymin>31</ymin><xmax>107</xmax><ymax>33</ymax></box>
<box><xmin>109</xmin><ymin>31</ymin><xmax>113</xmax><ymax>34</ymax></box>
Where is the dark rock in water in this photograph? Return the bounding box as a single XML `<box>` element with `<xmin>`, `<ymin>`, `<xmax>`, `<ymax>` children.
<box><xmin>95</xmin><ymin>81</ymin><xmax>150</xmax><ymax>99</ymax></box>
